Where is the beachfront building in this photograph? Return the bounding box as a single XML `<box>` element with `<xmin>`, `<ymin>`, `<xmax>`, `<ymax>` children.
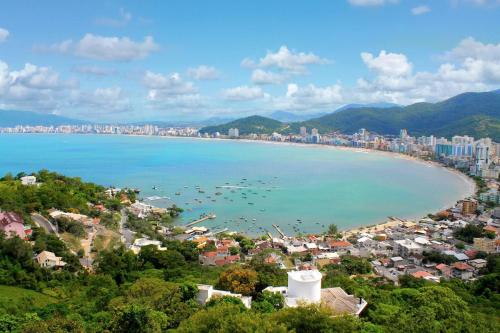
<box><xmin>0</xmin><ymin>211</ymin><xmax>26</xmax><ymax>239</ymax></box>
<box><xmin>228</xmin><ymin>128</ymin><xmax>239</xmax><ymax>138</ymax></box>
<box><xmin>264</xmin><ymin>270</ymin><xmax>367</xmax><ymax>316</ymax></box>
<box><xmin>196</xmin><ymin>284</ymin><xmax>252</xmax><ymax>309</ymax></box>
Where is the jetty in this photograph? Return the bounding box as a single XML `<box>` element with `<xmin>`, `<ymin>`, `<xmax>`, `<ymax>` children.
<box><xmin>272</xmin><ymin>224</ymin><xmax>286</xmax><ymax>239</ymax></box>
<box><xmin>185</xmin><ymin>213</ymin><xmax>216</xmax><ymax>227</ymax></box>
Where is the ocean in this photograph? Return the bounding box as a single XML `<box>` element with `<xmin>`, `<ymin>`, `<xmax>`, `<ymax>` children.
<box><xmin>1</xmin><ymin>134</ymin><xmax>473</xmax><ymax>235</ymax></box>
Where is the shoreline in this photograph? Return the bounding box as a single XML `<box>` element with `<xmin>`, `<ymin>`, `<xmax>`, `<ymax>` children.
<box><xmin>2</xmin><ymin>132</ymin><xmax>478</xmax><ymax>237</ymax></box>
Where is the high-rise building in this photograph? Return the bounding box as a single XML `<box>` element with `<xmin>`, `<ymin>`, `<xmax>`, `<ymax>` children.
<box><xmin>228</xmin><ymin>128</ymin><xmax>239</xmax><ymax>138</ymax></box>
<box><xmin>300</xmin><ymin>126</ymin><xmax>307</xmax><ymax>137</ymax></box>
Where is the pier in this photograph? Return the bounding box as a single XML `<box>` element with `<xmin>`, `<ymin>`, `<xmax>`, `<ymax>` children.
<box><xmin>185</xmin><ymin>213</ymin><xmax>216</xmax><ymax>227</ymax></box>
<box><xmin>272</xmin><ymin>224</ymin><xmax>287</xmax><ymax>239</ymax></box>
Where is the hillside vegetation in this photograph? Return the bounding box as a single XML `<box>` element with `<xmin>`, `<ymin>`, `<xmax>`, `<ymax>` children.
<box><xmin>201</xmin><ymin>90</ymin><xmax>500</xmax><ymax>141</ymax></box>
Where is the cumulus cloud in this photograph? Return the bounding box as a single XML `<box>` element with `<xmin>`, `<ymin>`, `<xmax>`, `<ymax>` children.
<box><xmin>355</xmin><ymin>38</ymin><xmax>500</xmax><ymax>104</ymax></box>
<box><xmin>0</xmin><ymin>28</ymin><xmax>9</xmax><ymax>43</ymax></box>
<box><xmin>411</xmin><ymin>5</ymin><xmax>431</xmax><ymax>15</ymax></box>
<box><xmin>73</xmin><ymin>65</ymin><xmax>115</xmax><ymax>76</ymax></box>
<box><xmin>36</xmin><ymin>34</ymin><xmax>159</xmax><ymax>61</ymax></box>
<box><xmin>273</xmin><ymin>83</ymin><xmax>343</xmax><ymax>110</ymax></box>
<box><xmin>0</xmin><ymin>61</ymin><xmax>78</xmax><ymax>111</ymax></box>
<box><xmin>222</xmin><ymin>86</ymin><xmax>266</xmax><ymax>101</ymax></box>
<box><xmin>242</xmin><ymin>45</ymin><xmax>329</xmax><ymax>74</ymax></box>
<box><xmin>348</xmin><ymin>0</ymin><xmax>398</xmax><ymax>6</ymax></box>
<box><xmin>95</xmin><ymin>8</ymin><xmax>132</xmax><ymax>27</ymax></box>
<box><xmin>70</xmin><ymin>87</ymin><xmax>131</xmax><ymax>113</ymax></box>
<box><xmin>251</xmin><ymin>69</ymin><xmax>287</xmax><ymax>85</ymax></box>
<box><xmin>143</xmin><ymin>71</ymin><xmax>196</xmax><ymax>95</ymax></box>
<box><xmin>187</xmin><ymin>65</ymin><xmax>220</xmax><ymax>80</ymax></box>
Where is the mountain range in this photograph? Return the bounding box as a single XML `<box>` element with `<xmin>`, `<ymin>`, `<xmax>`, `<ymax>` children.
<box><xmin>200</xmin><ymin>90</ymin><xmax>500</xmax><ymax>141</ymax></box>
<box><xmin>0</xmin><ymin>110</ymin><xmax>90</xmax><ymax>127</ymax></box>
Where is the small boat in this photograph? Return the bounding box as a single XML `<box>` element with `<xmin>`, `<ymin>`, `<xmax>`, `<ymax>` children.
<box><xmin>175</xmin><ymin>192</ymin><xmax>181</xmax><ymax>195</ymax></box>
<box><xmin>152</xmin><ymin>186</ymin><xmax>158</xmax><ymax>190</ymax></box>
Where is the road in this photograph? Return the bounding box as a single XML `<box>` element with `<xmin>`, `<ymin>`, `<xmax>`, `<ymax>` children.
<box><xmin>119</xmin><ymin>208</ymin><xmax>134</xmax><ymax>247</ymax></box>
<box><xmin>31</xmin><ymin>213</ymin><xmax>59</xmax><ymax>235</ymax></box>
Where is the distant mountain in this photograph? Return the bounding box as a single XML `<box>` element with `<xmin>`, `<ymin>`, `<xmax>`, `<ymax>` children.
<box><xmin>199</xmin><ymin>115</ymin><xmax>289</xmax><ymax>135</ymax></box>
<box><xmin>0</xmin><ymin>110</ymin><xmax>90</xmax><ymax>127</ymax></box>
<box><xmin>128</xmin><ymin>117</ymin><xmax>235</xmax><ymax>128</ymax></box>
<box><xmin>334</xmin><ymin>102</ymin><xmax>401</xmax><ymax>113</ymax></box>
<box><xmin>200</xmin><ymin>90</ymin><xmax>500</xmax><ymax>141</ymax></box>
<box><xmin>267</xmin><ymin>111</ymin><xmax>327</xmax><ymax>122</ymax></box>
<box><xmin>293</xmin><ymin>90</ymin><xmax>500</xmax><ymax>140</ymax></box>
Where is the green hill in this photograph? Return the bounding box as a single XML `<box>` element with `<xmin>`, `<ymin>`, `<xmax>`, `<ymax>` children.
<box><xmin>0</xmin><ymin>285</ymin><xmax>58</xmax><ymax>309</ymax></box>
<box><xmin>199</xmin><ymin>115</ymin><xmax>290</xmax><ymax>135</ymax></box>
<box><xmin>293</xmin><ymin>90</ymin><xmax>500</xmax><ymax>140</ymax></box>
<box><xmin>203</xmin><ymin>90</ymin><xmax>500</xmax><ymax>141</ymax></box>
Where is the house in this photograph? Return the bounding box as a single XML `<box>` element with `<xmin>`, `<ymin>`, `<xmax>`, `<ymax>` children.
<box><xmin>129</xmin><ymin>238</ymin><xmax>166</xmax><ymax>254</ymax></box>
<box><xmin>264</xmin><ymin>270</ymin><xmax>367</xmax><ymax>316</ymax></box>
<box><xmin>394</xmin><ymin>239</ymin><xmax>422</xmax><ymax>257</ymax></box>
<box><xmin>468</xmin><ymin>258</ymin><xmax>488</xmax><ymax>270</ymax></box>
<box><xmin>0</xmin><ymin>211</ymin><xmax>25</xmax><ymax>239</ymax></box>
<box><xmin>436</xmin><ymin>263</ymin><xmax>452</xmax><ymax>279</ymax></box>
<box><xmin>410</xmin><ymin>271</ymin><xmax>438</xmax><ymax>282</ymax></box>
<box><xmin>36</xmin><ymin>251</ymin><xmax>66</xmax><ymax>268</ymax></box>
<box><xmin>196</xmin><ymin>284</ymin><xmax>252</xmax><ymax>308</ymax></box>
<box><xmin>452</xmin><ymin>262</ymin><xmax>474</xmax><ymax>280</ymax></box>
<box><xmin>329</xmin><ymin>240</ymin><xmax>353</xmax><ymax>252</ymax></box>
<box><xmin>20</xmin><ymin>175</ymin><xmax>37</xmax><ymax>186</ymax></box>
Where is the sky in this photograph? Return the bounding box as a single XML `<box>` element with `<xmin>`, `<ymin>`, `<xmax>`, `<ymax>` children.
<box><xmin>0</xmin><ymin>0</ymin><xmax>500</xmax><ymax>122</ymax></box>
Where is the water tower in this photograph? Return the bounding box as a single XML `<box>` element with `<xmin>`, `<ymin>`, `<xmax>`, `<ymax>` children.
<box><xmin>287</xmin><ymin>270</ymin><xmax>322</xmax><ymax>302</ymax></box>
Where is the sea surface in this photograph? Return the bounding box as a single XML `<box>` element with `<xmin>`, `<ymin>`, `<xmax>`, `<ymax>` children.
<box><xmin>1</xmin><ymin>134</ymin><xmax>472</xmax><ymax>235</ymax></box>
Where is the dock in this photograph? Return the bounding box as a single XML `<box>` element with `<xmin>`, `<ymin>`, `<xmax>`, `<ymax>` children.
<box><xmin>185</xmin><ymin>213</ymin><xmax>216</xmax><ymax>227</ymax></box>
<box><xmin>272</xmin><ymin>224</ymin><xmax>286</xmax><ymax>239</ymax></box>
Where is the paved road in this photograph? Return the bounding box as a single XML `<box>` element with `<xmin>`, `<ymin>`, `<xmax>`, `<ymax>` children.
<box><xmin>31</xmin><ymin>213</ymin><xmax>59</xmax><ymax>235</ymax></box>
<box><xmin>119</xmin><ymin>208</ymin><xmax>134</xmax><ymax>247</ymax></box>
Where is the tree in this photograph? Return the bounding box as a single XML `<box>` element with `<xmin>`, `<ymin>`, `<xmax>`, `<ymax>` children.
<box><xmin>328</xmin><ymin>224</ymin><xmax>338</xmax><ymax>235</ymax></box>
<box><xmin>271</xmin><ymin>304</ymin><xmax>360</xmax><ymax>333</ymax></box>
<box><xmin>110</xmin><ymin>304</ymin><xmax>168</xmax><ymax>333</ymax></box>
<box><xmin>252</xmin><ymin>291</ymin><xmax>284</xmax><ymax>313</ymax></box>
<box><xmin>216</xmin><ymin>267</ymin><xmax>258</xmax><ymax>296</ymax></box>
<box><xmin>175</xmin><ymin>303</ymin><xmax>287</xmax><ymax>333</ymax></box>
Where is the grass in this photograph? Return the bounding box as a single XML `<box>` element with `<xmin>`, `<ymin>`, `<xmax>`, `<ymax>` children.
<box><xmin>0</xmin><ymin>285</ymin><xmax>58</xmax><ymax>314</ymax></box>
<box><xmin>60</xmin><ymin>232</ymin><xmax>83</xmax><ymax>252</ymax></box>
<box><xmin>93</xmin><ymin>229</ymin><xmax>121</xmax><ymax>252</ymax></box>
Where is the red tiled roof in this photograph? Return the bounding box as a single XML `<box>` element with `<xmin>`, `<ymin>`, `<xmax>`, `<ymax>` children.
<box><xmin>330</xmin><ymin>240</ymin><xmax>352</xmax><ymax>247</ymax></box>
<box><xmin>452</xmin><ymin>262</ymin><xmax>473</xmax><ymax>271</ymax></box>
<box><xmin>436</xmin><ymin>263</ymin><xmax>448</xmax><ymax>270</ymax></box>
<box><xmin>484</xmin><ymin>226</ymin><xmax>498</xmax><ymax>234</ymax></box>
<box><xmin>411</xmin><ymin>271</ymin><xmax>432</xmax><ymax>278</ymax></box>
<box><xmin>202</xmin><ymin>251</ymin><xmax>217</xmax><ymax>258</ymax></box>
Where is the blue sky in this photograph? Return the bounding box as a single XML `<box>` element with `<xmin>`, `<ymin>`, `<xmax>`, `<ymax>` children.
<box><xmin>0</xmin><ymin>0</ymin><xmax>499</xmax><ymax>122</ymax></box>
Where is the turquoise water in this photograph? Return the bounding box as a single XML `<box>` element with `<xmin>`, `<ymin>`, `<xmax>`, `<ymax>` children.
<box><xmin>1</xmin><ymin>134</ymin><xmax>471</xmax><ymax>235</ymax></box>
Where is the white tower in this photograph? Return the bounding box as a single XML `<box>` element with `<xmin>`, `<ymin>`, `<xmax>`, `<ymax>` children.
<box><xmin>287</xmin><ymin>270</ymin><xmax>322</xmax><ymax>303</ymax></box>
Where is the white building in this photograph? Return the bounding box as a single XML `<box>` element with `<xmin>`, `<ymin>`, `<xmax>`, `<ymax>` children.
<box><xmin>264</xmin><ymin>270</ymin><xmax>367</xmax><ymax>316</ymax></box>
<box><xmin>20</xmin><ymin>175</ymin><xmax>37</xmax><ymax>186</ymax></box>
<box><xmin>228</xmin><ymin>128</ymin><xmax>239</xmax><ymax>138</ymax></box>
<box><xmin>36</xmin><ymin>251</ymin><xmax>66</xmax><ymax>268</ymax></box>
<box><xmin>129</xmin><ymin>238</ymin><xmax>166</xmax><ymax>254</ymax></box>
<box><xmin>196</xmin><ymin>284</ymin><xmax>252</xmax><ymax>309</ymax></box>
<box><xmin>394</xmin><ymin>239</ymin><xmax>422</xmax><ymax>257</ymax></box>
<box><xmin>300</xmin><ymin>126</ymin><xmax>307</xmax><ymax>137</ymax></box>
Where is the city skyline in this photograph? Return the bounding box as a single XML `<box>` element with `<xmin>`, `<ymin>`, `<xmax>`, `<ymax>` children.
<box><xmin>0</xmin><ymin>0</ymin><xmax>500</xmax><ymax>122</ymax></box>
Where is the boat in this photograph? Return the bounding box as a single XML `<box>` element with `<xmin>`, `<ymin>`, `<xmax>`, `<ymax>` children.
<box><xmin>175</xmin><ymin>192</ymin><xmax>181</xmax><ymax>195</ymax></box>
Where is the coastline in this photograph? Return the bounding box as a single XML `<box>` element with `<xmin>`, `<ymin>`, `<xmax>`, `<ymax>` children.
<box><xmin>2</xmin><ymin>132</ymin><xmax>478</xmax><ymax>237</ymax></box>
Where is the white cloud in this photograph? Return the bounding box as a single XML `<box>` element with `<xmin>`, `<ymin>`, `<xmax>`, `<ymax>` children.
<box><xmin>36</xmin><ymin>34</ymin><xmax>159</xmax><ymax>61</ymax></box>
<box><xmin>361</xmin><ymin>50</ymin><xmax>413</xmax><ymax>77</ymax></box>
<box><xmin>348</xmin><ymin>0</ymin><xmax>398</xmax><ymax>6</ymax></box>
<box><xmin>251</xmin><ymin>69</ymin><xmax>287</xmax><ymax>85</ymax></box>
<box><xmin>187</xmin><ymin>65</ymin><xmax>220</xmax><ymax>80</ymax></box>
<box><xmin>70</xmin><ymin>87</ymin><xmax>131</xmax><ymax>113</ymax></box>
<box><xmin>411</xmin><ymin>5</ymin><xmax>431</xmax><ymax>15</ymax></box>
<box><xmin>73</xmin><ymin>65</ymin><xmax>115</xmax><ymax>76</ymax></box>
<box><xmin>273</xmin><ymin>83</ymin><xmax>343</xmax><ymax>110</ymax></box>
<box><xmin>242</xmin><ymin>45</ymin><xmax>329</xmax><ymax>74</ymax></box>
<box><xmin>0</xmin><ymin>60</ymin><xmax>78</xmax><ymax>111</ymax></box>
<box><xmin>0</xmin><ymin>28</ymin><xmax>9</xmax><ymax>43</ymax></box>
<box><xmin>222</xmin><ymin>86</ymin><xmax>266</xmax><ymax>101</ymax></box>
<box><xmin>95</xmin><ymin>8</ymin><xmax>132</xmax><ymax>27</ymax></box>
<box><xmin>355</xmin><ymin>38</ymin><xmax>500</xmax><ymax>104</ymax></box>
<box><xmin>143</xmin><ymin>71</ymin><xmax>196</xmax><ymax>95</ymax></box>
